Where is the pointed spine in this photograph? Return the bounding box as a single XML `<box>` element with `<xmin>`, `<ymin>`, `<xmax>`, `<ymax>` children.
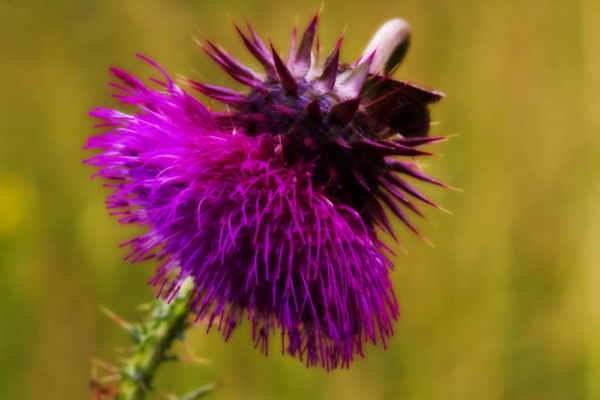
<box><xmin>196</xmin><ymin>39</ymin><xmax>268</xmax><ymax>93</ymax></box>
<box><xmin>386</xmin><ymin>159</ymin><xmax>452</xmax><ymax>188</ymax></box>
<box><xmin>373</xmin><ymin>174</ymin><xmax>424</xmax><ymax>217</ymax></box>
<box><xmin>392</xmin><ymin>136</ymin><xmax>448</xmax><ymax>147</ymax></box>
<box><xmin>232</xmin><ymin>22</ymin><xmax>276</xmax><ymax>78</ymax></box>
<box><xmin>364</xmin><ymin>84</ymin><xmax>408</xmax><ymax>121</ymax></box>
<box><xmin>376</xmin><ymin>190</ymin><xmax>427</xmax><ymax>241</ymax></box>
<box><xmin>185</xmin><ymin>80</ymin><xmax>243</xmax><ymax>98</ymax></box>
<box><xmin>353</xmin><ymin>139</ymin><xmax>435</xmax><ymax>156</ymax></box>
<box><xmin>330</xmin><ymin>96</ymin><xmax>362</xmax><ymax>124</ymax></box>
<box><xmin>352</xmin><ymin>169</ymin><xmax>371</xmax><ymax>191</ymax></box>
<box><xmin>305</xmin><ymin>97</ymin><xmax>323</xmax><ymax>120</ymax></box>
<box><xmin>293</xmin><ymin>13</ymin><xmax>319</xmax><ymax>77</ymax></box>
<box><xmin>186</xmin><ymin>80</ymin><xmax>249</xmax><ymax>108</ymax></box>
<box><xmin>245</xmin><ymin>19</ymin><xmax>270</xmax><ymax>56</ymax></box>
<box><xmin>371</xmin><ymin>195</ymin><xmax>398</xmax><ymax>241</ymax></box>
<box><xmin>385</xmin><ymin>172</ymin><xmax>447</xmax><ymax>211</ymax></box>
<box><xmin>313</xmin><ymin>38</ymin><xmax>341</xmax><ymax>93</ymax></box>
<box><xmin>202</xmin><ymin>37</ymin><xmax>261</xmax><ymax>81</ymax></box>
<box><xmin>270</xmin><ymin>42</ymin><xmax>299</xmax><ymax>95</ymax></box>
<box><xmin>288</xmin><ymin>22</ymin><xmax>298</xmax><ymax>66</ymax></box>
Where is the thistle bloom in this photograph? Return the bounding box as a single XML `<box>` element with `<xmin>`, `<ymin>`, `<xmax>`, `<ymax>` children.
<box><xmin>86</xmin><ymin>14</ymin><xmax>448</xmax><ymax>369</ymax></box>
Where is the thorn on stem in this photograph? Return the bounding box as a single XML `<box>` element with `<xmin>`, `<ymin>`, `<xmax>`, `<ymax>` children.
<box><xmin>90</xmin><ymin>358</ymin><xmax>118</xmax><ymax>373</ymax></box>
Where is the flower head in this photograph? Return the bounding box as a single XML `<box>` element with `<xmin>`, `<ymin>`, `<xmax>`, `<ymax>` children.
<box><xmin>86</xmin><ymin>14</ymin><xmax>449</xmax><ymax>369</ymax></box>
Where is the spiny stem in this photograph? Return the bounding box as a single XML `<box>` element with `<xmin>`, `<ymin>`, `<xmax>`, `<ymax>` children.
<box><xmin>116</xmin><ymin>278</ymin><xmax>195</xmax><ymax>400</ymax></box>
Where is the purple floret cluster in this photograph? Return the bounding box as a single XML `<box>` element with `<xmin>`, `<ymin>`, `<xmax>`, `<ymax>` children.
<box><xmin>86</xmin><ymin>14</ymin><xmax>448</xmax><ymax>369</ymax></box>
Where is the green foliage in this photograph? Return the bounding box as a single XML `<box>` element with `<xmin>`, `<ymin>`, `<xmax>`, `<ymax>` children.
<box><xmin>99</xmin><ymin>278</ymin><xmax>218</xmax><ymax>400</ymax></box>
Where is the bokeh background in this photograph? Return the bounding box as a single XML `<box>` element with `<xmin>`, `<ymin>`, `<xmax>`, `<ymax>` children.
<box><xmin>1</xmin><ymin>0</ymin><xmax>600</xmax><ymax>399</ymax></box>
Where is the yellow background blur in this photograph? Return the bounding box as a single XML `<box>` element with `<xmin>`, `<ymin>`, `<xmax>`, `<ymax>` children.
<box><xmin>1</xmin><ymin>0</ymin><xmax>599</xmax><ymax>399</ymax></box>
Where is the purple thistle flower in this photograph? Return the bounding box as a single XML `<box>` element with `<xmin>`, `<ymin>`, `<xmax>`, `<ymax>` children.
<box><xmin>86</xmin><ymin>15</ymin><xmax>450</xmax><ymax>369</ymax></box>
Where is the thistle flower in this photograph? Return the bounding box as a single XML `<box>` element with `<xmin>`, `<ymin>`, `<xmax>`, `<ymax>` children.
<box><xmin>86</xmin><ymin>14</ymin><xmax>449</xmax><ymax>369</ymax></box>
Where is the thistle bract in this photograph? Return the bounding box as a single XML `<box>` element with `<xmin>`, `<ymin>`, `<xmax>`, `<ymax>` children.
<box><xmin>86</xmin><ymin>14</ymin><xmax>448</xmax><ymax>369</ymax></box>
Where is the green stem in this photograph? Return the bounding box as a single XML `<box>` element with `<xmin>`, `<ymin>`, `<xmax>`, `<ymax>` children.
<box><xmin>117</xmin><ymin>278</ymin><xmax>195</xmax><ymax>400</ymax></box>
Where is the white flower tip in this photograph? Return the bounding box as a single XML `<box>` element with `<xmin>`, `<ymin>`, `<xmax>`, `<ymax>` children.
<box><xmin>363</xmin><ymin>19</ymin><xmax>411</xmax><ymax>75</ymax></box>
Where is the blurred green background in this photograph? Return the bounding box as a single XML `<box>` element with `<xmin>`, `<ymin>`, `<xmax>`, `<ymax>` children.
<box><xmin>1</xmin><ymin>0</ymin><xmax>599</xmax><ymax>399</ymax></box>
